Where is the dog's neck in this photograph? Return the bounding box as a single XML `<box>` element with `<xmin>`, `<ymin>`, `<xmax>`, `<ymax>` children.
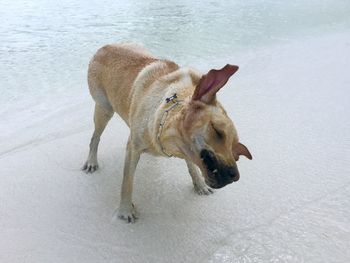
<box><xmin>152</xmin><ymin>85</ymin><xmax>196</xmax><ymax>159</ymax></box>
<box><xmin>156</xmin><ymin>94</ymin><xmax>182</xmax><ymax>157</ymax></box>
<box><xmin>154</xmin><ymin>96</ymin><xmax>189</xmax><ymax>158</ymax></box>
<box><xmin>150</xmin><ymin>67</ymin><xmax>201</xmax><ymax>159</ymax></box>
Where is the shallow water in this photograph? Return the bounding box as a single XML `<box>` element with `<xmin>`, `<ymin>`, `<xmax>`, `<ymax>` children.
<box><xmin>1</xmin><ymin>32</ymin><xmax>350</xmax><ymax>263</ymax></box>
<box><xmin>1</xmin><ymin>0</ymin><xmax>350</xmax><ymax>105</ymax></box>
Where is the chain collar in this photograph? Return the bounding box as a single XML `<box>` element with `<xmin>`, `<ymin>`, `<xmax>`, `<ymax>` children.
<box><xmin>156</xmin><ymin>93</ymin><xmax>182</xmax><ymax>157</ymax></box>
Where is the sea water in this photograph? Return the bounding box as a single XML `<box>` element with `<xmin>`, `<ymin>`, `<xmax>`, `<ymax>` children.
<box><xmin>0</xmin><ymin>0</ymin><xmax>350</xmax><ymax>107</ymax></box>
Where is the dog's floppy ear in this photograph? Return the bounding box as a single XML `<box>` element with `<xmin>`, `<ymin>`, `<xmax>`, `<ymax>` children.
<box><xmin>192</xmin><ymin>64</ymin><xmax>239</xmax><ymax>104</ymax></box>
<box><xmin>233</xmin><ymin>142</ymin><xmax>252</xmax><ymax>161</ymax></box>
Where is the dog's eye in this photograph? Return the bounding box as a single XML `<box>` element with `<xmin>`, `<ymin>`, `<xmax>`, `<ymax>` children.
<box><xmin>212</xmin><ymin>125</ymin><xmax>224</xmax><ymax>140</ymax></box>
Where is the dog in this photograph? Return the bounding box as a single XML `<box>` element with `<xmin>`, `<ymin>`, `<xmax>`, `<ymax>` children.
<box><xmin>83</xmin><ymin>43</ymin><xmax>252</xmax><ymax>223</ymax></box>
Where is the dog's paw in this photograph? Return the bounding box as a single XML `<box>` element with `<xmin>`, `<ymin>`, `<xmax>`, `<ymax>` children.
<box><xmin>193</xmin><ymin>182</ymin><xmax>213</xmax><ymax>195</ymax></box>
<box><xmin>82</xmin><ymin>161</ymin><xmax>99</xmax><ymax>173</ymax></box>
<box><xmin>117</xmin><ymin>203</ymin><xmax>138</xmax><ymax>223</ymax></box>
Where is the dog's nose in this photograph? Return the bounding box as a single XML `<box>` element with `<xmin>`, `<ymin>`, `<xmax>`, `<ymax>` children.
<box><xmin>227</xmin><ymin>166</ymin><xmax>240</xmax><ymax>182</ymax></box>
<box><xmin>207</xmin><ymin>165</ymin><xmax>240</xmax><ymax>189</ymax></box>
<box><xmin>201</xmin><ymin>149</ymin><xmax>240</xmax><ymax>188</ymax></box>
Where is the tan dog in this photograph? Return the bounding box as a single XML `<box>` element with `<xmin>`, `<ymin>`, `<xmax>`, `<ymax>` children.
<box><xmin>83</xmin><ymin>43</ymin><xmax>252</xmax><ymax>223</ymax></box>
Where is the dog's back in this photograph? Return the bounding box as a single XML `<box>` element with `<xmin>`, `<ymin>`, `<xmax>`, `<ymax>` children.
<box><xmin>88</xmin><ymin>43</ymin><xmax>180</xmax><ymax>126</ymax></box>
<box><xmin>87</xmin><ymin>43</ymin><xmax>157</xmax><ymax>122</ymax></box>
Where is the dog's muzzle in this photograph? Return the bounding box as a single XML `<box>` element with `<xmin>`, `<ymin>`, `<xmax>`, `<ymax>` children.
<box><xmin>200</xmin><ymin>149</ymin><xmax>239</xmax><ymax>189</ymax></box>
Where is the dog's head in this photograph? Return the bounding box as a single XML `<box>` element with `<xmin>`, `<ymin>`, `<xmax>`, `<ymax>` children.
<box><xmin>180</xmin><ymin>64</ymin><xmax>252</xmax><ymax>189</ymax></box>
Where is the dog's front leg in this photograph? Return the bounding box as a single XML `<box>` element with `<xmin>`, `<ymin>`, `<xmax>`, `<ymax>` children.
<box><xmin>117</xmin><ymin>137</ymin><xmax>140</xmax><ymax>223</ymax></box>
<box><xmin>185</xmin><ymin>160</ymin><xmax>213</xmax><ymax>195</ymax></box>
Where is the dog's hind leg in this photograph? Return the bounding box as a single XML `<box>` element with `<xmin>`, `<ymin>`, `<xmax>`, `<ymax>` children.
<box><xmin>185</xmin><ymin>160</ymin><xmax>213</xmax><ymax>195</ymax></box>
<box><xmin>83</xmin><ymin>103</ymin><xmax>113</xmax><ymax>173</ymax></box>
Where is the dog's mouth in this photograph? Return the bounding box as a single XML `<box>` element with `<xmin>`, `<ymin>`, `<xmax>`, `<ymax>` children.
<box><xmin>200</xmin><ymin>149</ymin><xmax>239</xmax><ymax>189</ymax></box>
